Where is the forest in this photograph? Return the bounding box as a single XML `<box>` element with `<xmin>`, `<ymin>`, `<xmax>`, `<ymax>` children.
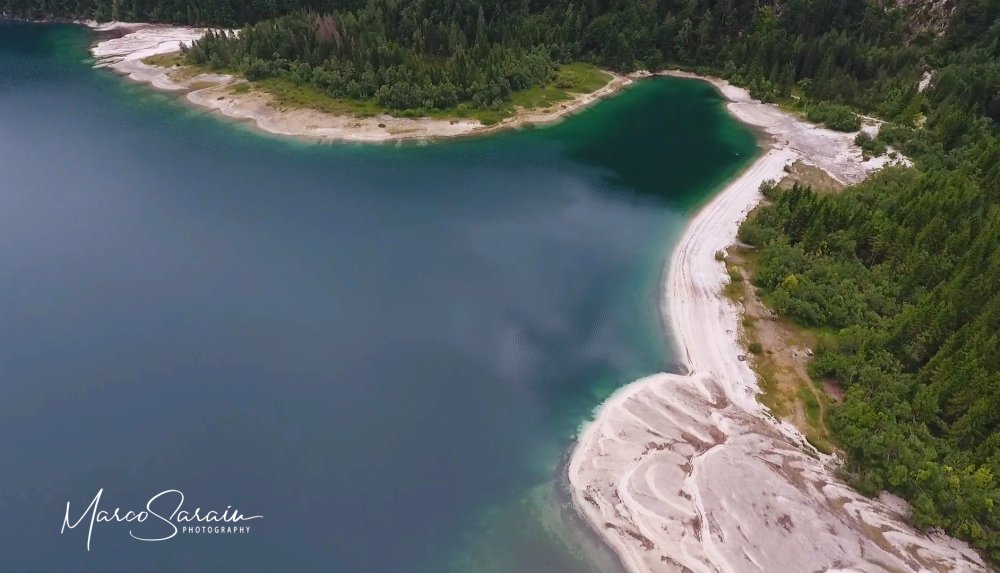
<box><xmin>3</xmin><ymin>0</ymin><xmax>1000</xmax><ymax>563</ymax></box>
<box><xmin>4</xmin><ymin>0</ymin><xmax>994</xmax><ymax>120</ymax></box>
<box><xmin>734</xmin><ymin>0</ymin><xmax>1000</xmax><ymax>560</ymax></box>
<box><xmin>181</xmin><ymin>11</ymin><xmax>557</xmax><ymax>112</ymax></box>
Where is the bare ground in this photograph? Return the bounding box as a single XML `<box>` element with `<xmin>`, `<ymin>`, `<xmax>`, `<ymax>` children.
<box><xmin>725</xmin><ymin>245</ymin><xmax>836</xmax><ymax>454</ymax></box>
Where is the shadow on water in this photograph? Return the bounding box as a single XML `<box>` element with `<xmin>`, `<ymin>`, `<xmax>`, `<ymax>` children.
<box><xmin>542</xmin><ymin>78</ymin><xmax>758</xmax><ymax>208</ymax></box>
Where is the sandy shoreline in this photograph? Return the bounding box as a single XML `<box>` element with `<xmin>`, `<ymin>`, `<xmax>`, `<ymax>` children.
<box><xmin>567</xmin><ymin>74</ymin><xmax>985</xmax><ymax>572</ymax></box>
<box><xmin>87</xmin><ymin>23</ymin><xmax>632</xmax><ymax>143</ymax></box>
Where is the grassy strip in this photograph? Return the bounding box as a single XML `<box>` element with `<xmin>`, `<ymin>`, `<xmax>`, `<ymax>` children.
<box><xmin>146</xmin><ymin>53</ymin><xmax>612</xmax><ymax>125</ymax></box>
<box><xmin>141</xmin><ymin>51</ymin><xmax>224</xmax><ymax>81</ymax></box>
<box><xmin>725</xmin><ymin>246</ymin><xmax>836</xmax><ymax>455</ymax></box>
<box><xmin>256</xmin><ymin>62</ymin><xmax>610</xmax><ymax>124</ymax></box>
<box><xmin>510</xmin><ymin>62</ymin><xmax>612</xmax><ymax>110</ymax></box>
<box><xmin>252</xmin><ymin>78</ymin><xmax>382</xmax><ymax>116</ymax></box>
<box><xmin>249</xmin><ymin>77</ymin><xmax>511</xmax><ymax>124</ymax></box>
<box><xmin>142</xmin><ymin>52</ymin><xmax>186</xmax><ymax>68</ymax></box>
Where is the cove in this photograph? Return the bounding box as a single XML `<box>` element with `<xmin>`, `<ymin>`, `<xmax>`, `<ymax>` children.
<box><xmin>0</xmin><ymin>22</ymin><xmax>758</xmax><ymax>573</ymax></box>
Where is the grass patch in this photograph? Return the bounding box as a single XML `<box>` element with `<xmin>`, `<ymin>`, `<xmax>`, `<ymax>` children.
<box><xmin>253</xmin><ymin>78</ymin><xmax>511</xmax><ymax>124</ymax></box>
<box><xmin>141</xmin><ymin>51</ymin><xmax>224</xmax><ymax>82</ymax></box>
<box><xmin>188</xmin><ymin>81</ymin><xmax>220</xmax><ymax>91</ymax></box>
<box><xmin>510</xmin><ymin>85</ymin><xmax>571</xmax><ymax>110</ymax></box>
<box><xmin>724</xmin><ymin>277</ymin><xmax>745</xmax><ymax>301</ymax></box>
<box><xmin>799</xmin><ymin>386</ymin><xmax>823</xmax><ymax>426</ymax></box>
<box><xmin>737</xmin><ymin>249</ymin><xmax>837</xmax><ymax>455</ymax></box>
<box><xmin>805</xmin><ymin>432</ymin><xmax>834</xmax><ymax>455</ymax></box>
<box><xmin>142</xmin><ymin>51</ymin><xmax>186</xmax><ymax>68</ymax></box>
<box><xmin>460</xmin><ymin>108</ymin><xmax>508</xmax><ymax>125</ymax></box>
<box><xmin>254</xmin><ymin>78</ymin><xmax>383</xmax><ymax>116</ymax></box>
<box><xmin>203</xmin><ymin>61</ymin><xmax>611</xmax><ymax>124</ymax></box>
<box><xmin>510</xmin><ymin>62</ymin><xmax>612</xmax><ymax>110</ymax></box>
<box><xmin>724</xmin><ymin>264</ymin><xmax>747</xmax><ymax>301</ymax></box>
<box><xmin>756</xmin><ymin>362</ymin><xmax>787</xmax><ymax>417</ymax></box>
<box><xmin>557</xmin><ymin>62</ymin><xmax>613</xmax><ymax>93</ymax></box>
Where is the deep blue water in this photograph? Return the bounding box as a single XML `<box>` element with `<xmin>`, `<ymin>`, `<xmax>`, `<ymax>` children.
<box><xmin>0</xmin><ymin>22</ymin><xmax>757</xmax><ymax>573</ymax></box>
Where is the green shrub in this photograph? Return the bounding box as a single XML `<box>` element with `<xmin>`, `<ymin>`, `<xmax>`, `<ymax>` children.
<box><xmin>854</xmin><ymin>131</ymin><xmax>887</xmax><ymax>157</ymax></box>
<box><xmin>806</xmin><ymin>102</ymin><xmax>861</xmax><ymax>132</ymax></box>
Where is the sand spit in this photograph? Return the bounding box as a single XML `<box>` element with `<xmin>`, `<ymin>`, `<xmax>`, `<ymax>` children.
<box><xmin>568</xmin><ymin>72</ymin><xmax>984</xmax><ymax>572</ymax></box>
<box><xmin>90</xmin><ymin>24</ymin><xmax>217</xmax><ymax>89</ymax></box>
<box><xmin>88</xmin><ymin>23</ymin><xmax>631</xmax><ymax>143</ymax></box>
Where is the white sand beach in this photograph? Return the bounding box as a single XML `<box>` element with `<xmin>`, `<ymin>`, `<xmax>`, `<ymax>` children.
<box><xmin>567</xmin><ymin>73</ymin><xmax>984</xmax><ymax>572</ymax></box>
<box><xmin>88</xmin><ymin>23</ymin><xmax>631</xmax><ymax>143</ymax></box>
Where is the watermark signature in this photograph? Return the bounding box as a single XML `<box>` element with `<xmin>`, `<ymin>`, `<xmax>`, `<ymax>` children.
<box><xmin>61</xmin><ymin>489</ymin><xmax>262</xmax><ymax>550</ymax></box>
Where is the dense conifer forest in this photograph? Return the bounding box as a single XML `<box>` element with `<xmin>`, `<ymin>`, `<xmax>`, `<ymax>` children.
<box><xmin>732</xmin><ymin>0</ymin><xmax>1000</xmax><ymax>560</ymax></box>
<box><xmin>3</xmin><ymin>0</ymin><xmax>999</xmax><ymax>562</ymax></box>
<box><xmin>182</xmin><ymin>11</ymin><xmax>557</xmax><ymax>112</ymax></box>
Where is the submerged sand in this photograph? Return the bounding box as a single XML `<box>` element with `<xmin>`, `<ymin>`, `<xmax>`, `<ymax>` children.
<box><xmin>88</xmin><ymin>23</ymin><xmax>631</xmax><ymax>143</ymax></box>
<box><xmin>568</xmin><ymin>72</ymin><xmax>984</xmax><ymax>572</ymax></box>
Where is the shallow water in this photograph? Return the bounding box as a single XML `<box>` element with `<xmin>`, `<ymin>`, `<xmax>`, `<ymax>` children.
<box><xmin>0</xmin><ymin>22</ymin><xmax>757</xmax><ymax>573</ymax></box>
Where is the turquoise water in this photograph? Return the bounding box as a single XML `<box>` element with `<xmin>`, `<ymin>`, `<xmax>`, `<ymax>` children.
<box><xmin>0</xmin><ymin>22</ymin><xmax>758</xmax><ymax>572</ymax></box>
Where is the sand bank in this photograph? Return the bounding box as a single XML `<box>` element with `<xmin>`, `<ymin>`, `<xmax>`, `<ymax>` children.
<box><xmin>88</xmin><ymin>23</ymin><xmax>631</xmax><ymax>143</ymax></box>
<box><xmin>568</xmin><ymin>72</ymin><xmax>984</xmax><ymax>572</ymax></box>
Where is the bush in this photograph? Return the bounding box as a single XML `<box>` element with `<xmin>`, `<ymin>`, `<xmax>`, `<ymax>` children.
<box><xmin>806</xmin><ymin>102</ymin><xmax>861</xmax><ymax>132</ymax></box>
<box><xmin>759</xmin><ymin>178</ymin><xmax>780</xmax><ymax>200</ymax></box>
<box><xmin>245</xmin><ymin>59</ymin><xmax>273</xmax><ymax>81</ymax></box>
<box><xmin>854</xmin><ymin>132</ymin><xmax>887</xmax><ymax>157</ymax></box>
<box><xmin>738</xmin><ymin>220</ymin><xmax>780</xmax><ymax>246</ymax></box>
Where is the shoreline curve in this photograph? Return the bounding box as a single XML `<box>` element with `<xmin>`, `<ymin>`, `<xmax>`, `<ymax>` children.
<box><xmin>567</xmin><ymin>73</ymin><xmax>986</xmax><ymax>572</ymax></box>
<box><xmin>86</xmin><ymin>22</ymin><xmax>632</xmax><ymax>144</ymax></box>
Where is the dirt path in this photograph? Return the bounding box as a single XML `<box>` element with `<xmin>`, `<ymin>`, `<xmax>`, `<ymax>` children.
<box><xmin>726</xmin><ymin>248</ymin><xmax>835</xmax><ymax>452</ymax></box>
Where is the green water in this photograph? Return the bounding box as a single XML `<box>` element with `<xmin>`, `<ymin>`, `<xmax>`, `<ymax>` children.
<box><xmin>0</xmin><ymin>22</ymin><xmax>758</xmax><ymax>573</ymax></box>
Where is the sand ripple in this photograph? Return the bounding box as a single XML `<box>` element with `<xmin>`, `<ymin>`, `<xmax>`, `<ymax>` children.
<box><xmin>569</xmin><ymin>73</ymin><xmax>983</xmax><ymax>573</ymax></box>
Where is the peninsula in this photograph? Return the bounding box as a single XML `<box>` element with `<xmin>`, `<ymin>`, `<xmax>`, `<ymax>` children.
<box><xmin>90</xmin><ymin>23</ymin><xmax>629</xmax><ymax>143</ymax></box>
<box><xmin>568</xmin><ymin>72</ymin><xmax>987</xmax><ymax>573</ymax></box>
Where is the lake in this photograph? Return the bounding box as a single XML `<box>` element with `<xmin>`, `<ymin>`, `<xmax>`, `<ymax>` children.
<box><xmin>0</xmin><ymin>21</ymin><xmax>757</xmax><ymax>573</ymax></box>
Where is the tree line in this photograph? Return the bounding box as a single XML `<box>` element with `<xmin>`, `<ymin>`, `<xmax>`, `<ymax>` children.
<box><xmin>182</xmin><ymin>8</ymin><xmax>556</xmax><ymax>112</ymax></box>
<box><xmin>737</xmin><ymin>0</ymin><xmax>1000</xmax><ymax>559</ymax></box>
<box><xmin>3</xmin><ymin>0</ymin><xmax>993</xmax><ymax>119</ymax></box>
